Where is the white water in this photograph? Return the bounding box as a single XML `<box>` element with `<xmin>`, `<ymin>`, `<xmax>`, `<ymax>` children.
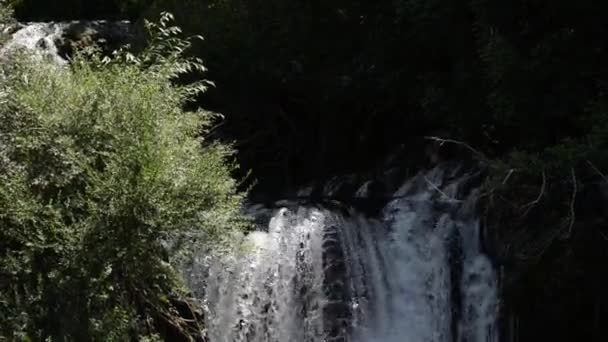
<box><xmin>186</xmin><ymin>168</ymin><xmax>499</xmax><ymax>342</ymax></box>
<box><xmin>1</xmin><ymin>23</ymin><xmax>68</xmax><ymax>64</ymax></box>
<box><xmin>1</xmin><ymin>21</ymin><xmax>132</xmax><ymax>65</ymax></box>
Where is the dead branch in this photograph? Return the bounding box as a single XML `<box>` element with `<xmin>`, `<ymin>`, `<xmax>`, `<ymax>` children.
<box><xmin>502</xmin><ymin>168</ymin><xmax>517</xmax><ymax>185</ymax></box>
<box><xmin>565</xmin><ymin>168</ymin><xmax>577</xmax><ymax>238</ymax></box>
<box><xmin>521</xmin><ymin>170</ymin><xmax>546</xmax><ymax>217</ymax></box>
<box><xmin>517</xmin><ymin>227</ymin><xmax>561</xmax><ymax>260</ymax></box>
<box><xmin>424</xmin><ymin>136</ymin><xmax>487</xmax><ymax>161</ymax></box>
<box><xmin>478</xmin><ymin>187</ymin><xmax>495</xmax><ymax>201</ymax></box>
<box><xmin>424</xmin><ymin>176</ymin><xmax>462</xmax><ymax>203</ymax></box>
<box><xmin>497</xmin><ymin>194</ymin><xmax>519</xmax><ymax>209</ymax></box>
<box><xmin>182</xmin><ymin>298</ymin><xmax>205</xmax><ymax>332</ymax></box>
<box><xmin>204</xmin><ymin>120</ymin><xmax>227</xmax><ymax>138</ymax></box>
<box><xmin>130</xmin><ymin>282</ymin><xmax>204</xmax><ymax>340</ymax></box>
<box><xmin>587</xmin><ymin>160</ymin><xmax>608</xmax><ymax>184</ymax></box>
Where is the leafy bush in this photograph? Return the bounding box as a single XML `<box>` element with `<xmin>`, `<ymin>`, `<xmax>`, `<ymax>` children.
<box><xmin>0</xmin><ymin>12</ymin><xmax>246</xmax><ymax>340</ymax></box>
<box><xmin>0</xmin><ymin>1</ymin><xmax>14</xmax><ymax>43</ymax></box>
<box><xmin>0</xmin><ymin>2</ymin><xmax>10</xmax><ymax>21</ymax></box>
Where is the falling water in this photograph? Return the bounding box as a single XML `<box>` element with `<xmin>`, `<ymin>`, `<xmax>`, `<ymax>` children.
<box><xmin>185</xmin><ymin>167</ymin><xmax>499</xmax><ymax>342</ymax></box>
<box><xmin>1</xmin><ymin>20</ymin><xmax>132</xmax><ymax>64</ymax></box>
<box><xmin>1</xmin><ymin>22</ymin><xmax>68</xmax><ymax>64</ymax></box>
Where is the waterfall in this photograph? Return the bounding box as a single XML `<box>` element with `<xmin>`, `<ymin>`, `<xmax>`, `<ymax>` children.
<box><xmin>184</xmin><ymin>167</ymin><xmax>499</xmax><ymax>342</ymax></box>
<box><xmin>1</xmin><ymin>23</ymin><xmax>68</xmax><ymax>64</ymax></box>
<box><xmin>1</xmin><ymin>21</ymin><xmax>132</xmax><ymax>64</ymax></box>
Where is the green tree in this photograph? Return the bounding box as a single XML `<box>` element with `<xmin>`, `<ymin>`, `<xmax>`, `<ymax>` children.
<box><xmin>0</xmin><ymin>12</ymin><xmax>246</xmax><ymax>340</ymax></box>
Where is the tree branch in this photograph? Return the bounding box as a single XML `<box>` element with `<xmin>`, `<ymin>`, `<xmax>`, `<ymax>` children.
<box><xmin>564</xmin><ymin>168</ymin><xmax>577</xmax><ymax>238</ymax></box>
<box><xmin>502</xmin><ymin>168</ymin><xmax>517</xmax><ymax>185</ymax></box>
<box><xmin>599</xmin><ymin>230</ymin><xmax>608</xmax><ymax>242</ymax></box>
<box><xmin>424</xmin><ymin>136</ymin><xmax>487</xmax><ymax>161</ymax></box>
<box><xmin>587</xmin><ymin>160</ymin><xmax>608</xmax><ymax>184</ymax></box>
<box><xmin>521</xmin><ymin>170</ymin><xmax>546</xmax><ymax>217</ymax></box>
<box><xmin>424</xmin><ymin>176</ymin><xmax>462</xmax><ymax>203</ymax></box>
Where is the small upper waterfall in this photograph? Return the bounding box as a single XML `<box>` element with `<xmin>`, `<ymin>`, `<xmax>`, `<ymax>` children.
<box><xmin>1</xmin><ymin>21</ymin><xmax>132</xmax><ymax>64</ymax></box>
<box><xmin>183</xmin><ymin>167</ymin><xmax>499</xmax><ymax>342</ymax></box>
<box><xmin>1</xmin><ymin>22</ymin><xmax>68</xmax><ymax>64</ymax></box>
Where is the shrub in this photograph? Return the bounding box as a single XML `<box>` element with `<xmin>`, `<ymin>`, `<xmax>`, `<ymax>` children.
<box><xmin>0</xmin><ymin>12</ymin><xmax>246</xmax><ymax>340</ymax></box>
<box><xmin>0</xmin><ymin>1</ymin><xmax>14</xmax><ymax>43</ymax></box>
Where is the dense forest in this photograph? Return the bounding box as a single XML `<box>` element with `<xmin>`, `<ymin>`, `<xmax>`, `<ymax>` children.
<box><xmin>2</xmin><ymin>0</ymin><xmax>608</xmax><ymax>341</ymax></box>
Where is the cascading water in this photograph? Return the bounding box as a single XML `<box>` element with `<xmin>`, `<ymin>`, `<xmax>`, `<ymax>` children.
<box><xmin>1</xmin><ymin>20</ymin><xmax>132</xmax><ymax>64</ymax></box>
<box><xmin>184</xmin><ymin>167</ymin><xmax>499</xmax><ymax>342</ymax></box>
<box><xmin>1</xmin><ymin>22</ymin><xmax>68</xmax><ymax>64</ymax></box>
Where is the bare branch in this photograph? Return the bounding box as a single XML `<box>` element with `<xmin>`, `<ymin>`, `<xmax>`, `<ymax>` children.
<box><xmin>204</xmin><ymin>120</ymin><xmax>226</xmax><ymax>138</ymax></box>
<box><xmin>587</xmin><ymin>160</ymin><xmax>608</xmax><ymax>184</ymax></box>
<box><xmin>424</xmin><ymin>176</ymin><xmax>462</xmax><ymax>203</ymax></box>
<box><xmin>565</xmin><ymin>168</ymin><xmax>577</xmax><ymax>238</ymax></box>
<box><xmin>497</xmin><ymin>194</ymin><xmax>519</xmax><ymax>209</ymax></box>
<box><xmin>424</xmin><ymin>136</ymin><xmax>487</xmax><ymax>161</ymax></box>
<box><xmin>502</xmin><ymin>168</ymin><xmax>517</xmax><ymax>185</ymax></box>
<box><xmin>521</xmin><ymin>170</ymin><xmax>546</xmax><ymax>217</ymax></box>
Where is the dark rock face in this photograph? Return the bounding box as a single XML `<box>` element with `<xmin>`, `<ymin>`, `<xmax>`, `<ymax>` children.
<box><xmin>54</xmin><ymin>20</ymin><xmax>134</xmax><ymax>58</ymax></box>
